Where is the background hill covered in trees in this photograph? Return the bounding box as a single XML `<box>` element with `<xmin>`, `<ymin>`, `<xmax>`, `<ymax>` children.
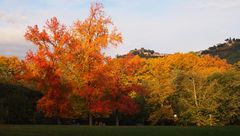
<box><xmin>201</xmin><ymin>38</ymin><xmax>240</xmax><ymax>64</ymax></box>
<box><xmin>117</xmin><ymin>38</ymin><xmax>240</xmax><ymax>65</ymax></box>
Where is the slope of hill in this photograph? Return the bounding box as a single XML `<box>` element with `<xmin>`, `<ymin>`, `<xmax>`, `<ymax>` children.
<box><xmin>201</xmin><ymin>38</ymin><xmax>240</xmax><ymax>64</ymax></box>
<box><xmin>117</xmin><ymin>38</ymin><xmax>240</xmax><ymax>64</ymax></box>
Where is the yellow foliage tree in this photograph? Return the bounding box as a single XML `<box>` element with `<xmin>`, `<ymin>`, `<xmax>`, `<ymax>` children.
<box><xmin>144</xmin><ymin>53</ymin><xmax>230</xmax><ymax>125</ymax></box>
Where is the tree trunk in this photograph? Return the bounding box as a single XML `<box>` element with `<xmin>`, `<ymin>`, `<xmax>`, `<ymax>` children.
<box><xmin>142</xmin><ymin>118</ymin><xmax>145</xmax><ymax>125</ymax></box>
<box><xmin>57</xmin><ymin>118</ymin><xmax>61</xmax><ymax>125</ymax></box>
<box><xmin>192</xmin><ymin>78</ymin><xmax>198</xmax><ymax>107</ymax></box>
<box><xmin>6</xmin><ymin>108</ymin><xmax>9</xmax><ymax>124</ymax></box>
<box><xmin>89</xmin><ymin>114</ymin><xmax>93</xmax><ymax>126</ymax></box>
<box><xmin>115</xmin><ymin>110</ymin><xmax>119</xmax><ymax>126</ymax></box>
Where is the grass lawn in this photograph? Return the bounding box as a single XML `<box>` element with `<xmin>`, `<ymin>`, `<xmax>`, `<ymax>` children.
<box><xmin>0</xmin><ymin>125</ymin><xmax>239</xmax><ymax>136</ymax></box>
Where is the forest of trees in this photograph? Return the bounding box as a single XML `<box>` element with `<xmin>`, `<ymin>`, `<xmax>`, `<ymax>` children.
<box><xmin>0</xmin><ymin>3</ymin><xmax>240</xmax><ymax>126</ymax></box>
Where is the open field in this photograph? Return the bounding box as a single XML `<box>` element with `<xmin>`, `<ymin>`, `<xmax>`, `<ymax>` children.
<box><xmin>0</xmin><ymin>125</ymin><xmax>239</xmax><ymax>136</ymax></box>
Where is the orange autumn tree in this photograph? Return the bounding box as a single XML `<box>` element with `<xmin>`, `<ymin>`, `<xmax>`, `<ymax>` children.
<box><xmin>62</xmin><ymin>3</ymin><xmax>122</xmax><ymax>125</ymax></box>
<box><xmin>23</xmin><ymin>17</ymin><xmax>73</xmax><ymax>122</ymax></box>
<box><xmin>23</xmin><ymin>3</ymin><xmax>122</xmax><ymax>125</ymax></box>
<box><xmin>103</xmin><ymin>55</ymin><xmax>145</xmax><ymax>126</ymax></box>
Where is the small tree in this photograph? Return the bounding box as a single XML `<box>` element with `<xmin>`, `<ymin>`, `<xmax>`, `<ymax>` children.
<box><xmin>103</xmin><ymin>55</ymin><xmax>145</xmax><ymax>126</ymax></box>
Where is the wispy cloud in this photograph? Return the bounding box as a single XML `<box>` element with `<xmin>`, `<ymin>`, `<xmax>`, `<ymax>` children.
<box><xmin>0</xmin><ymin>10</ymin><xmax>28</xmax><ymax>25</ymax></box>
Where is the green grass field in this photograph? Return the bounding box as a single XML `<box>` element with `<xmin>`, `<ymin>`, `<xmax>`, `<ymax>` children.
<box><xmin>0</xmin><ymin>125</ymin><xmax>239</xmax><ymax>136</ymax></box>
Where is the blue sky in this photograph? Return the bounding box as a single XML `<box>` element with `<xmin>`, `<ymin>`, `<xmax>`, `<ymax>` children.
<box><xmin>0</xmin><ymin>0</ymin><xmax>240</xmax><ymax>58</ymax></box>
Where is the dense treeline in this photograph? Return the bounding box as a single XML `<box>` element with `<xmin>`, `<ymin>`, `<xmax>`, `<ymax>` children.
<box><xmin>0</xmin><ymin>83</ymin><xmax>42</xmax><ymax>124</ymax></box>
<box><xmin>0</xmin><ymin>3</ymin><xmax>239</xmax><ymax>126</ymax></box>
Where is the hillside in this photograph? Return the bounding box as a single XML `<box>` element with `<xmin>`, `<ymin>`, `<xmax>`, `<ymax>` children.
<box><xmin>201</xmin><ymin>38</ymin><xmax>240</xmax><ymax>64</ymax></box>
<box><xmin>117</xmin><ymin>38</ymin><xmax>240</xmax><ymax>64</ymax></box>
<box><xmin>117</xmin><ymin>48</ymin><xmax>168</xmax><ymax>59</ymax></box>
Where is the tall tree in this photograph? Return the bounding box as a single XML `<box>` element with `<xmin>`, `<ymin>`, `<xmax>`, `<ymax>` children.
<box><xmin>23</xmin><ymin>3</ymin><xmax>122</xmax><ymax>125</ymax></box>
<box><xmin>63</xmin><ymin>3</ymin><xmax>122</xmax><ymax>125</ymax></box>
<box><xmin>144</xmin><ymin>53</ymin><xmax>230</xmax><ymax>125</ymax></box>
<box><xmin>171</xmin><ymin>54</ymin><xmax>230</xmax><ymax>126</ymax></box>
<box><xmin>23</xmin><ymin>17</ymin><xmax>73</xmax><ymax>122</ymax></box>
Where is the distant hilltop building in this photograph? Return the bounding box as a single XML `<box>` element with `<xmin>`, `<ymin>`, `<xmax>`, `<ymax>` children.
<box><xmin>117</xmin><ymin>48</ymin><xmax>169</xmax><ymax>59</ymax></box>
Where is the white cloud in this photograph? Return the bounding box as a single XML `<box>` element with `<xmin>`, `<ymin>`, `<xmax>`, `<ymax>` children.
<box><xmin>0</xmin><ymin>10</ymin><xmax>28</xmax><ymax>24</ymax></box>
<box><xmin>0</xmin><ymin>25</ymin><xmax>35</xmax><ymax>58</ymax></box>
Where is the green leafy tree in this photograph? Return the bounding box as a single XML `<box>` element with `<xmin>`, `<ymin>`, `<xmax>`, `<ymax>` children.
<box><xmin>208</xmin><ymin>70</ymin><xmax>240</xmax><ymax>125</ymax></box>
<box><xmin>172</xmin><ymin>71</ymin><xmax>222</xmax><ymax>126</ymax></box>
